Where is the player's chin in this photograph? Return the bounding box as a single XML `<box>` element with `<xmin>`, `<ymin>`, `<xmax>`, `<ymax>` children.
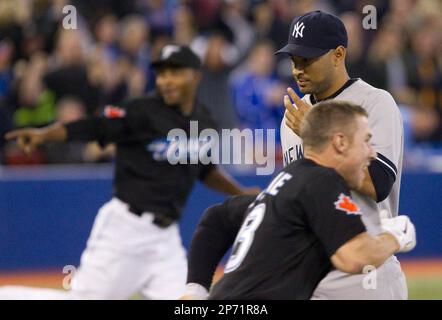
<box><xmin>297</xmin><ymin>85</ymin><xmax>312</xmax><ymax>94</ymax></box>
<box><xmin>296</xmin><ymin>81</ymin><xmax>312</xmax><ymax>93</ymax></box>
<box><xmin>162</xmin><ymin>95</ymin><xmax>180</xmax><ymax>106</ymax></box>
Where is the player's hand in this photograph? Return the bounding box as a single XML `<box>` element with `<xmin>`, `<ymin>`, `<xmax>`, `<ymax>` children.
<box><xmin>241</xmin><ymin>186</ymin><xmax>262</xmax><ymax>196</ymax></box>
<box><xmin>179</xmin><ymin>283</ymin><xmax>209</xmax><ymax>300</ymax></box>
<box><xmin>4</xmin><ymin>128</ymin><xmax>45</xmax><ymax>155</ymax></box>
<box><xmin>380</xmin><ymin>212</ymin><xmax>416</xmax><ymax>253</ymax></box>
<box><xmin>283</xmin><ymin>87</ymin><xmax>311</xmax><ymax>136</ymax></box>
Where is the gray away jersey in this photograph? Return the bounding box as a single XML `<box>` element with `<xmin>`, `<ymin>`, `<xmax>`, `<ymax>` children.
<box><xmin>281</xmin><ymin>79</ymin><xmax>404</xmax><ymax>235</ymax></box>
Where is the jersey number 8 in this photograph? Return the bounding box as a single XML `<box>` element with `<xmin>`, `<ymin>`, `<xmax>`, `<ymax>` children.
<box><xmin>224</xmin><ymin>203</ymin><xmax>266</xmax><ymax>273</ymax></box>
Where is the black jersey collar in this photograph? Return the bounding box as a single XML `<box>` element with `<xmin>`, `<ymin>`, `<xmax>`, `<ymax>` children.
<box><xmin>309</xmin><ymin>78</ymin><xmax>358</xmax><ymax>105</ymax></box>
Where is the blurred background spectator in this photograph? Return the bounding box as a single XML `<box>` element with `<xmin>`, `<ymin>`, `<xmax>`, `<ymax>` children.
<box><xmin>193</xmin><ymin>28</ymin><xmax>240</xmax><ymax>130</ymax></box>
<box><xmin>0</xmin><ymin>0</ymin><xmax>441</xmax><ymax>170</ymax></box>
<box><xmin>229</xmin><ymin>39</ymin><xmax>285</xmax><ymax>140</ymax></box>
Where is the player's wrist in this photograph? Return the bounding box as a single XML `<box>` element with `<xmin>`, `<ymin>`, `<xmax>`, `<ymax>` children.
<box><xmin>381</xmin><ymin>232</ymin><xmax>401</xmax><ymax>252</ymax></box>
<box><xmin>37</xmin><ymin>128</ymin><xmax>48</xmax><ymax>142</ymax></box>
<box><xmin>42</xmin><ymin>122</ymin><xmax>68</xmax><ymax>142</ymax></box>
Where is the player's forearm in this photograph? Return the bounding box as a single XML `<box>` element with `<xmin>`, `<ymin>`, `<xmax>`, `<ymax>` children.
<box><xmin>186</xmin><ymin>229</ymin><xmax>227</xmax><ymax>292</ymax></box>
<box><xmin>203</xmin><ymin>168</ymin><xmax>247</xmax><ymax>195</ymax></box>
<box><xmin>354</xmin><ymin>167</ymin><xmax>377</xmax><ymax>201</ymax></box>
<box><xmin>40</xmin><ymin>122</ymin><xmax>68</xmax><ymax>142</ymax></box>
<box><xmin>332</xmin><ymin>232</ymin><xmax>399</xmax><ymax>274</ymax></box>
<box><xmin>186</xmin><ymin>201</ymin><xmax>245</xmax><ymax>291</ymax></box>
<box><xmin>360</xmin><ymin>233</ymin><xmax>399</xmax><ymax>269</ymax></box>
<box><xmin>187</xmin><ymin>226</ymin><xmax>234</xmax><ymax>290</ymax></box>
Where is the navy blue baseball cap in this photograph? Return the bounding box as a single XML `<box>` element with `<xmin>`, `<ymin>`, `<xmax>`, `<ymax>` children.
<box><xmin>276</xmin><ymin>11</ymin><xmax>348</xmax><ymax>58</ymax></box>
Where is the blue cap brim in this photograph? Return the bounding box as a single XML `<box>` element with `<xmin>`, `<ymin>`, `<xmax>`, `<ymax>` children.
<box><xmin>275</xmin><ymin>44</ymin><xmax>330</xmax><ymax>58</ymax></box>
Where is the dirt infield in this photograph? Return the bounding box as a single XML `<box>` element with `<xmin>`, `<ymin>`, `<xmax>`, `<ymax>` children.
<box><xmin>400</xmin><ymin>259</ymin><xmax>442</xmax><ymax>277</ymax></box>
<box><xmin>0</xmin><ymin>258</ymin><xmax>441</xmax><ymax>291</ymax></box>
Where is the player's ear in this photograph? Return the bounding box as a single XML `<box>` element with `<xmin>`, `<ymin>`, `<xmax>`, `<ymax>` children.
<box><xmin>333</xmin><ymin>46</ymin><xmax>346</xmax><ymax>66</ymax></box>
<box><xmin>193</xmin><ymin>70</ymin><xmax>202</xmax><ymax>82</ymax></box>
<box><xmin>190</xmin><ymin>70</ymin><xmax>202</xmax><ymax>88</ymax></box>
<box><xmin>331</xmin><ymin>132</ymin><xmax>348</xmax><ymax>154</ymax></box>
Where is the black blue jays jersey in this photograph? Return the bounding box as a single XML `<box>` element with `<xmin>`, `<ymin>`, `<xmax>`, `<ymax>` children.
<box><xmin>65</xmin><ymin>91</ymin><xmax>217</xmax><ymax>220</ymax></box>
<box><xmin>210</xmin><ymin>158</ymin><xmax>366</xmax><ymax>300</ymax></box>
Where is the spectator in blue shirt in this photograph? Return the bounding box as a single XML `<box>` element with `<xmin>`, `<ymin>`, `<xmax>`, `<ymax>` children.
<box><xmin>229</xmin><ymin>39</ymin><xmax>285</xmax><ymax>142</ymax></box>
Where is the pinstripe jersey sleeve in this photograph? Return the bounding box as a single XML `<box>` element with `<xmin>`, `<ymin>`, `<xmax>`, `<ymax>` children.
<box><xmin>365</xmin><ymin>88</ymin><xmax>403</xmax><ymax>180</ymax></box>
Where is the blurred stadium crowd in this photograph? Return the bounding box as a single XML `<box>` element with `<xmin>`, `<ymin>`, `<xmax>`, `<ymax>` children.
<box><xmin>0</xmin><ymin>0</ymin><xmax>441</xmax><ymax>169</ymax></box>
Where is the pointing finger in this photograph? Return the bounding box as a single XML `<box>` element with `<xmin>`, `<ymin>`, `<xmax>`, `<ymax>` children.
<box><xmin>287</xmin><ymin>87</ymin><xmax>302</xmax><ymax>105</ymax></box>
<box><xmin>4</xmin><ymin>130</ymin><xmax>22</xmax><ymax>141</ymax></box>
<box><xmin>287</xmin><ymin>87</ymin><xmax>311</xmax><ymax>112</ymax></box>
<box><xmin>284</xmin><ymin>95</ymin><xmax>298</xmax><ymax>111</ymax></box>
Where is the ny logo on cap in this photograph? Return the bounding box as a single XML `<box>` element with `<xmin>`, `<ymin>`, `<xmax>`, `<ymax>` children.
<box><xmin>161</xmin><ymin>45</ymin><xmax>180</xmax><ymax>59</ymax></box>
<box><xmin>292</xmin><ymin>21</ymin><xmax>305</xmax><ymax>38</ymax></box>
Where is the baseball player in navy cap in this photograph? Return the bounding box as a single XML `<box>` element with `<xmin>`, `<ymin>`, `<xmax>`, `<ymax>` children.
<box><xmin>182</xmin><ymin>11</ymin><xmax>410</xmax><ymax>300</ymax></box>
<box><xmin>272</xmin><ymin>11</ymin><xmax>407</xmax><ymax>299</ymax></box>
<box><xmin>275</xmin><ymin>11</ymin><xmax>407</xmax><ymax>299</ymax></box>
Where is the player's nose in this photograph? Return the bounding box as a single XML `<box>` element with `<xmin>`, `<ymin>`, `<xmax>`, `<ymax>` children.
<box><xmin>292</xmin><ymin>67</ymin><xmax>304</xmax><ymax>78</ymax></box>
<box><xmin>157</xmin><ymin>69</ymin><xmax>175</xmax><ymax>84</ymax></box>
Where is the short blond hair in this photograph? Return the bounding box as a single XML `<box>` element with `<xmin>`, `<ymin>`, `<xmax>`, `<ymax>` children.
<box><xmin>300</xmin><ymin>101</ymin><xmax>368</xmax><ymax>151</ymax></box>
